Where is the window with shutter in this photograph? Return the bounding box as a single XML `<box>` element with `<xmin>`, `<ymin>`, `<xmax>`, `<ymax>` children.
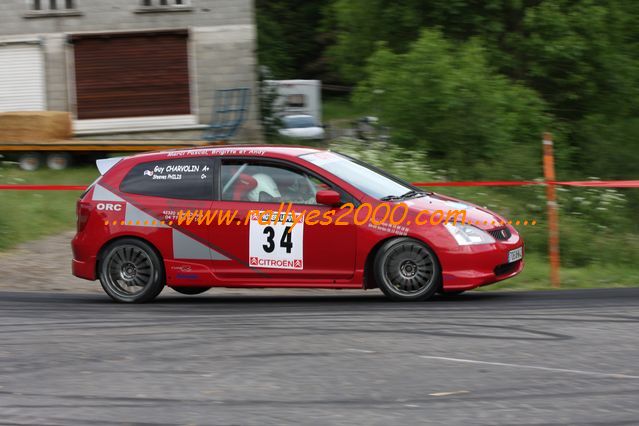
<box><xmin>71</xmin><ymin>31</ymin><xmax>191</xmax><ymax>120</ymax></box>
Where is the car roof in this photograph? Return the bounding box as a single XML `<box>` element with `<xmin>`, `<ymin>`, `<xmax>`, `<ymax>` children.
<box><xmin>124</xmin><ymin>144</ymin><xmax>324</xmax><ymax>163</ymax></box>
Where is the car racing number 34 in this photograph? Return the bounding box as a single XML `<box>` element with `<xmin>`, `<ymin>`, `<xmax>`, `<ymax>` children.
<box><xmin>249</xmin><ymin>212</ymin><xmax>304</xmax><ymax>270</ymax></box>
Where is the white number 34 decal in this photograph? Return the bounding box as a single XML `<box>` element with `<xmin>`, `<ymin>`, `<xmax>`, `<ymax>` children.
<box><xmin>249</xmin><ymin>213</ymin><xmax>304</xmax><ymax>270</ymax></box>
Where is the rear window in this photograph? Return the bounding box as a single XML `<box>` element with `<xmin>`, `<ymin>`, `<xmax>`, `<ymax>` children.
<box><xmin>120</xmin><ymin>157</ymin><xmax>214</xmax><ymax>200</ymax></box>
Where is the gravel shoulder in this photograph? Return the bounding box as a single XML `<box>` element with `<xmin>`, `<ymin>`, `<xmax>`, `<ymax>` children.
<box><xmin>0</xmin><ymin>231</ymin><xmax>100</xmax><ymax>293</ymax></box>
<box><xmin>0</xmin><ymin>231</ymin><xmax>368</xmax><ymax>297</ymax></box>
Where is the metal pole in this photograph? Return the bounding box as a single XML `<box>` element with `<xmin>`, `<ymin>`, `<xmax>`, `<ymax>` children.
<box><xmin>543</xmin><ymin>132</ymin><xmax>561</xmax><ymax>288</ymax></box>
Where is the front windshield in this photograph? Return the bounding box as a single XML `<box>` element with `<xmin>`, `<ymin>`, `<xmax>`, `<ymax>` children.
<box><xmin>300</xmin><ymin>151</ymin><xmax>416</xmax><ymax>199</ymax></box>
<box><xmin>283</xmin><ymin>116</ymin><xmax>316</xmax><ymax>129</ymax></box>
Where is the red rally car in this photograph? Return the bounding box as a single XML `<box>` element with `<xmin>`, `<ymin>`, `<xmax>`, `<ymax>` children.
<box><xmin>72</xmin><ymin>146</ymin><xmax>524</xmax><ymax>303</ymax></box>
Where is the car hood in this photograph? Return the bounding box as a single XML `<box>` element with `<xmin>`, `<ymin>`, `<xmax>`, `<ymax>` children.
<box><xmin>403</xmin><ymin>193</ymin><xmax>506</xmax><ymax>230</ymax></box>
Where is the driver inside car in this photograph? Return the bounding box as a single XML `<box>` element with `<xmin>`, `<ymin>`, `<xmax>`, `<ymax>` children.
<box><xmin>246</xmin><ymin>172</ymin><xmax>318</xmax><ymax>204</ymax></box>
<box><xmin>247</xmin><ymin>173</ymin><xmax>282</xmax><ymax>203</ymax></box>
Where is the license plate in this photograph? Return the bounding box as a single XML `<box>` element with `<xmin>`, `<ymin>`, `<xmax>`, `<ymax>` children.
<box><xmin>508</xmin><ymin>247</ymin><xmax>523</xmax><ymax>263</ymax></box>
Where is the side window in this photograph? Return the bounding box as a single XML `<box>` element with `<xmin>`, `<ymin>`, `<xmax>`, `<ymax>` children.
<box><xmin>120</xmin><ymin>157</ymin><xmax>214</xmax><ymax>200</ymax></box>
<box><xmin>221</xmin><ymin>161</ymin><xmax>329</xmax><ymax>205</ymax></box>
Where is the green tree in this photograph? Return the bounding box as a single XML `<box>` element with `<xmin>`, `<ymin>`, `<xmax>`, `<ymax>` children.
<box><xmin>327</xmin><ymin>0</ymin><xmax>426</xmax><ymax>83</ymax></box>
<box><xmin>354</xmin><ymin>29</ymin><xmax>550</xmax><ymax>179</ymax></box>
<box><xmin>326</xmin><ymin>0</ymin><xmax>528</xmax><ymax>83</ymax></box>
<box><xmin>256</xmin><ymin>0</ymin><xmax>331</xmax><ymax>79</ymax></box>
<box><xmin>331</xmin><ymin>0</ymin><xmax>639</xmax><ymax>177</ymax></box>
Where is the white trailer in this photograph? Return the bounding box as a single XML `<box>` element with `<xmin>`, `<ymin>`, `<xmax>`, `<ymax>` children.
<box><xmin>267</xmin><ymin>80</ymin><xmax>322</xmax><ymax>123</ymax></box>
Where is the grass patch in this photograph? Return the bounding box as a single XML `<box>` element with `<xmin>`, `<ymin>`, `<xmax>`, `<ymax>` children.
<box><xmin>0</xmin><ymin>164</ymin><xmax>99</xmax><ymax>251</ymax></box>
<box><xmin>323</xmin><ymin>97</ymin><xmax>369</xmax><ymax>122</ymax></box>
<box><xmin>481</xmin><ymin>254</ymin><xmax>639</xmax><ymax>291</ymax></box>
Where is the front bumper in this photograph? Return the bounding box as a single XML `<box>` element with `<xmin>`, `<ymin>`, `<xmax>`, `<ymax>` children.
<box><xmin>439</xmin><ymin>239</ymin><xmax>524</xmax><ymax>291</ymax></box>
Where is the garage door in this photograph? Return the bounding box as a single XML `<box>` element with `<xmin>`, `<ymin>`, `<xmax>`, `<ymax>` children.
<box><xmin>0</xmin><ymin>42</ymin><xmax>46</xmax><ymax>112</ymax></box>
<box><xmin>71</xmin><ymin>30</ymin><xmax>191</xmax><ymax>120</ymax></box>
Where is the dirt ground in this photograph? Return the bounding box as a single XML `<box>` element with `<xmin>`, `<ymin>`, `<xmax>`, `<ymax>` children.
<box><xmin>0</xmin><ymin>231</ymin><xmax>100</xmax><ymax>293</ymax></box>
<box><xmin>0</xmin><ymin>231</ymin><xmax>369</xmax><ymax>297</ymax></box>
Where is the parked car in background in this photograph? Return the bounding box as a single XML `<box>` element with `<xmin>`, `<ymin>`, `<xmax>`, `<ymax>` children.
<box><xmin>278</xmin><ymin>115</ymin><xmax>325</xmax><ymax>140</ymax></box>
<box><xmin>355</xmin><ymin>116</ymin><xmax>390</xmax><ymax>141</ymax></box>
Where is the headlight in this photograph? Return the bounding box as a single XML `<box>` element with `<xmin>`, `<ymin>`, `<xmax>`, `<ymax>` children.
<box><xmin>444</xmin><ymin>223</ymin><xmax>496</xmax><ymax>245</ymax></box>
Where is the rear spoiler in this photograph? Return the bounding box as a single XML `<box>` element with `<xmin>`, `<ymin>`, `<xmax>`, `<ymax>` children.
<box><xmin>96</xmin><ymin>157</ymin><xmax>123</xmax><ymax>175</ymax></box>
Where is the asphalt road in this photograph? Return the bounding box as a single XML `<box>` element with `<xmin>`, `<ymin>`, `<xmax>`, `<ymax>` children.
<box><xmin>0</xmin><ymin>288</ymin><xmax>638</xmax><ymax>426</ymax></box>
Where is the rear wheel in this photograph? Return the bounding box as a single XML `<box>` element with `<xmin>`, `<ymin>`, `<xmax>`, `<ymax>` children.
<box><xmin>171</xmin><ymin>287</ymin><xmax>210</xmax><ymax>295</ymax></box>
<box><xmin>99</xmin><ymin>239</ymin><xmax>164</xmax><ymax>303</ymax></box>
<box><xmin>374</xmin><ymin>238</ymin><xmax>440</xmax><ymax>302</ymax></box>
<box><xmin>438</xmin><ymin>290</ymin><xmax>466</xmax><ymax>296</ymax></box>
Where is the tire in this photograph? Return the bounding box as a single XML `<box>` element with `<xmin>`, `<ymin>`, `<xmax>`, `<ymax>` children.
<box><xmin>373</xmin><ymin>238</ymin><xmax>441</xmax><ymax>302</ymax></box>
<box><xmin>46</xmin><ymin>152</ymin><xmax>72</xmax><ymax>170</ymax></box>
<box><xmin>18</xmin><ymin>153</ymin><xmax>42</xmax><ymax>171</ymax></box>
<box><xmin>99</xmin><ymin>239</ymin><xmax>165</xmax><ymax>303</ymax></box>
<box><xmin>438</xmin><ymin>290</ymin><xmax>466</xmax><ymax>296</ymax></box>
<box><xmin>171</xmin><ymin>287</ymin><xmax>210</xmax><ymax>295</ymax></box>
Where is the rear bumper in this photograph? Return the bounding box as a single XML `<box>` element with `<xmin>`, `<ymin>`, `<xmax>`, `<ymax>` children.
<box><xmin>72</xmin><ymin>258</ymin><xmax>96</xmax><ymax>281</ymax></box>
<box><xmin>71</xmin><ymin>232</ymin><xmax>97</xmax><ymax>281</ymax></box>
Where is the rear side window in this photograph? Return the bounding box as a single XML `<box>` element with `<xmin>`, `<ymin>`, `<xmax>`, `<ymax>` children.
<box><xmin>120</xmin><ymin>157</ymin><xmax>214</xmax><ymax>200</ymax></box>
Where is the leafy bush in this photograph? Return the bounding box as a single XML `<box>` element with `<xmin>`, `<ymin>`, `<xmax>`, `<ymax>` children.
<box><xmin>330</xmin><ymin>137</ymin><xmax>439</xmax><ymax>183</ymax></box>
<box><xmin>354</xmin><ymin>29</ymin><xmax>552</xmax><ymax>180</ymax></box>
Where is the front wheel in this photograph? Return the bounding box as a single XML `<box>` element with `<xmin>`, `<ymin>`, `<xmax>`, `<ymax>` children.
<box><xmin>99</xmin><ymin>239</ymin><xmax>164</xmax><ymax>303</ymax></box>
<box><xmin>374</xmin><ymin>238</ymin><xmax>441</xmax><ymax>302</ymax></box>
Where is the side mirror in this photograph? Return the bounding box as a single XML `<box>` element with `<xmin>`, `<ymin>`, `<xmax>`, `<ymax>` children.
<box><xmin>316</xmin><ymin>190</ymin><xmax>341</xmax><ymax>206</ymax></box>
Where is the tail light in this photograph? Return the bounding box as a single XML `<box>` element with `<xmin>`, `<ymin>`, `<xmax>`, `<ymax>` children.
<box><xmin>76</xmin><ymin>200</ymin><xmax>91</xmax><ymax>232</ymax></box>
